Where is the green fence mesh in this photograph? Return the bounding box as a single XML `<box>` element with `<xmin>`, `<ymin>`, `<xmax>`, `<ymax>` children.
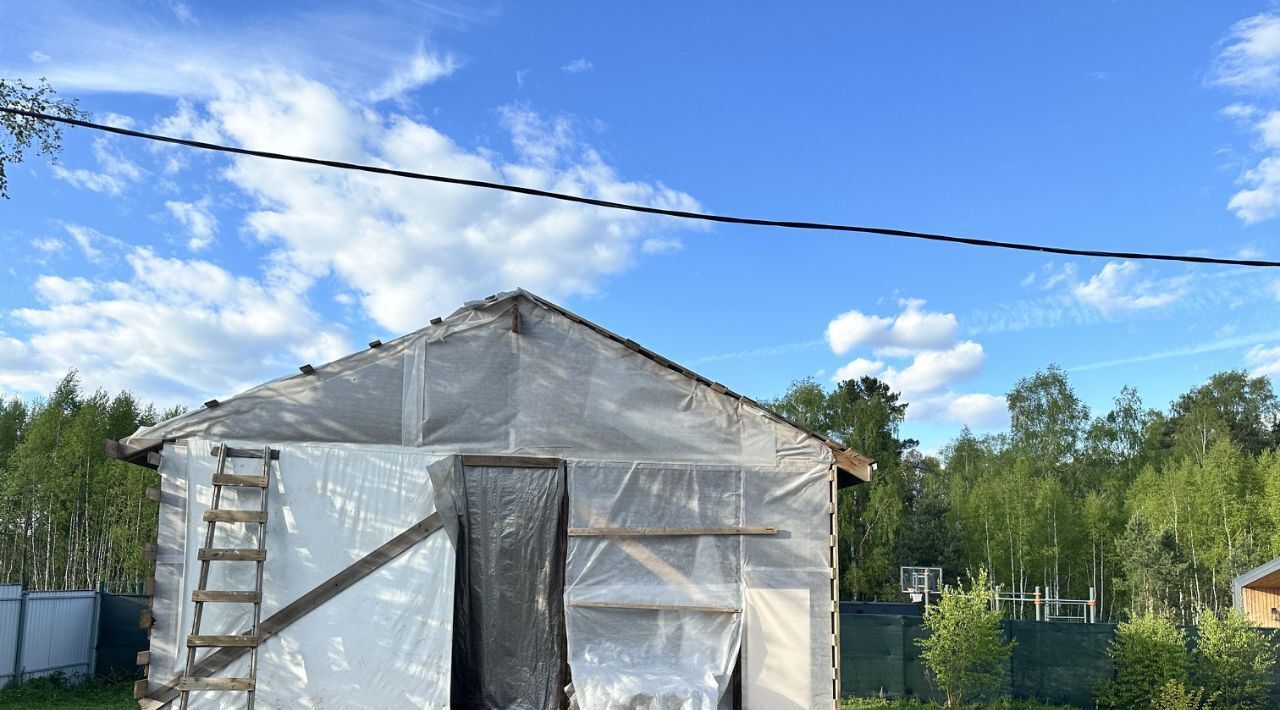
<box><xmin>839</xmin><ymin>613</ymin><xmax>1206</xmax><ymax>708</ymax></box>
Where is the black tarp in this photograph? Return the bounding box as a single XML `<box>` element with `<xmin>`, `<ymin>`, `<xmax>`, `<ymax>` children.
<box><xmin>441</xmin><ymin>460</ymin><xmax>567</xmax><ymax>710</ymax></box>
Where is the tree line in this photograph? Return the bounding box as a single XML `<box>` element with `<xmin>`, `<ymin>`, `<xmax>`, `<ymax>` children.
<box><xmin>769</xmin><ymin>365</ymin><xmax>1280</xmax><ymax>622</ymax></box>
<box><xmin>0</xmin><ymin>373</ymin><xmax>179</xmax><ymax>592</ymax></box>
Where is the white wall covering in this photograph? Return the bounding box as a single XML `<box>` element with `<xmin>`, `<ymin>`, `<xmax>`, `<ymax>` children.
<box><xmin>565</xmin><ymin>461</ymin><xmax>833</xmax><ymax>709</ymax></box>
<box><xmin>130</xmin><ymin>291</ymin><xmax>842</xmax><ymax>709</ymax></box>
<box><xmin>149</xmin><ymin>440</ymin><xmax>453</xmax><ymax>709</ymax></box>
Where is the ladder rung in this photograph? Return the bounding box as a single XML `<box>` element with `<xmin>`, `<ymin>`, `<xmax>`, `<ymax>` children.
<box><xmin>177</xmin><ymin>676</ymin><xmax>256</xmax><ymax>691</ymax></box>
<box><xmin>211</xmin><ymin>445</ymin><xmax>279</xmax><ymax>460</ymax></box>
<box><xmin>187</xmin><ymin>634</ymin><xmax>258</xmax><ymax>648</ymax></box>
<box><xmin>203</xmin><ymin>510</ymin><xmax>267</xmax><ymax>523</ymax></box>
<box><xmin>192</xmin><ymin>590</ymin><xmax>261</xmax><ymax>603</ymax></box>
<box><xmin>198</xmin><ymin>548</ymin><xmax>266</xmax><ymax>561</ymax></box>
<box><xmin>212</xmin><ymin>473</ymin><xmax>268</xmax><ymax>487</ymax></box>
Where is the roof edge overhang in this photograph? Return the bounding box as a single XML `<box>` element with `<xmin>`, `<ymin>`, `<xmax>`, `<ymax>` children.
<box><xmin>104</xmin><ymin>437</ymin><xmax>164</xmax><ymax>470</ymax></box>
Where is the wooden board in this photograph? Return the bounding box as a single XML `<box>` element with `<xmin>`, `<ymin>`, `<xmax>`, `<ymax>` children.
<box><xmin>461</xmin><ymin>454</ymin><xmax>561</xmax><ymax>469</ymax></box>
<box><xmin>137</xmin><ymin>651</ymin><xmax>150</xmax><ymax>666</ymax></box>
<box><xmin>202</xmin><ymin>510</ymin><xmax>267</xmax><ymax>523</ymax></box>
<box><xmin>176</xmin><ymin>677</ymin><xmax>255</xmax><ymax>691</ymax></box>
<box><xmin>198</xmin><ymin>548</ymin><xmax>266</xmax><ymax>561</ymax></box>
<box><xmin>192</xmin><ymin>590</ymin><xmax>260</xmax><ymax>603</ymax></box>
<box><xmin>568</xmin><ymin>526</ymin><xmax>776</xmax><ymax>537</ymax></box>
<box><xmin>188</xmin><ymin>635</ymin><xmax>257</xmax><ymax>648</ymax></box>
<box><xmin>212</xmin><ymin>474</ymin><xmax>268</xmax><ymax>488</ymax></box>
<box><xmin>144</xmin><ymin>512</ymin><xmax>443</xmax><ymax>706</ymax></box>
<box><xmin>209</xmin><ymin>445</ymin><xmax>279</xmax><ymax>460</ymax></box>
<box><xmin>568</xmin><ymin>599</ymin><xmax>741</xmax><ymax>614</ymax></box>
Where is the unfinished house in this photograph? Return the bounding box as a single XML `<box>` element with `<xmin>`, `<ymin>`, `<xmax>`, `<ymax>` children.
<box><xmin>109</xmin><ymin>289</ymin><xmax>873</xmax><ymax>710</ymax></box>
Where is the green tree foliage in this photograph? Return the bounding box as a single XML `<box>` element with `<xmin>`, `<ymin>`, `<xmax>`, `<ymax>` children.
<box><xmin>0</xmin><ymin>372</ymin><xmax>167</xmax><ymax>591</ymax></box>
<box><xmin>1192</xmin><ymin>606</ymin><xmax>1276</xmax><ymax>710</ymax></box>
<box><xmin>917</xmin><ymin>569</ymin><xmax>1014</xmax><ymax>706</ymax></box>
<box><xmin>1149</xmin><ymin>681</ymin><xmax>1216</xmax><ymax>710</ymax></box>
<box><xmin>0</xmin><ymin>77</ymin><xmax>87</xmax><ymax>198</ymax></box>
<box><xmin>768</xmin><ymin>375</ymin><xmax>923</xmax><ymax>599</ymax></box>
<box><xmin>1096</xmin><ymin>612</ymin><xmax>1190</xmax><ymax>709</ymax></box>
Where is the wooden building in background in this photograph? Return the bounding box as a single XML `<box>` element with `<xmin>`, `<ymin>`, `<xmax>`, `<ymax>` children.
<box><xmin>1232</xmin><ymin>558</ymin><xmax>1280</xmax><ymax>627</ymax></box>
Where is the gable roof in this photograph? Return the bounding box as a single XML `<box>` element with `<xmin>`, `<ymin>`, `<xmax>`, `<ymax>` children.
<box><xmin>110</xmin><ymin>289</ymin><xmax>873</xmax><ymax>484</ymax></box>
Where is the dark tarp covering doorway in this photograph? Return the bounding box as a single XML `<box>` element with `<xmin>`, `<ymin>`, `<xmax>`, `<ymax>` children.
<box><xmin>437</xmin><ymin>458</ymin><xmax>568</xmax><ymax>709</ymax></box>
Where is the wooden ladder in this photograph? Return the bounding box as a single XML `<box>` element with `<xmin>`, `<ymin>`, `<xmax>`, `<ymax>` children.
<box><xmin>179</xmin><ymin>444</ymin><xmax>276</xmax><ymax>710</ymax></box>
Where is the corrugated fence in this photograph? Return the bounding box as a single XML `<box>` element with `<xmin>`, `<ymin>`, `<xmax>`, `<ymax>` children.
<box><xmin>0</xmin><ymin>584</ymin><xmax>148</xmax><ymax>687</ymax></box>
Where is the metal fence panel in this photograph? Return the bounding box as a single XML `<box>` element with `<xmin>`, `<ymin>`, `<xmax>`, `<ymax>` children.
<box><xmin>0</xmin><ymin>585</ymin><xmax>21</xmax><ymax>686</ymax></box>
<box><xmin>16</xmin><ymin>590</ymin><xmax>98</xmax><ymax>682</ymax></box>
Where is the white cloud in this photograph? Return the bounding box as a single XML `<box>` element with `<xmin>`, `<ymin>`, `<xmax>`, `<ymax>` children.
<box><xmin>822</xmin><ymin>299</ymin><xmax>1001</xmax><ymax>428</ymax></box>
<box><xmin>64</xmin><ymin>224</ymin><xmax>119</xmax><ymax>265</ymax></box>
<box><xmin>28</xmin><ymin>50</ymin><xmax>49</xmax><ymax>63</ymax></box>
<box><xmin>165</xmin><ymin>199</ymin><xmax>218</xmax><ymax>251</ymax></box>
<box><xmin>1212</xmin><ymin>13</ymin><xmax>1280</xmax><ymax>92</ymax></box>
<box><xmin>909</xmin><ymin>392</ymin><xmax>1009</xmax><ymax>429</ymax></box>
<box><xmin>33</xmin><ymin>276</ymin><xmax>94</xmax><ymax>304</ymax></box>
<box><xmin>29</xmin><ymin>237</ymin><xmax>66</xmax><ymax>254</ymax></box>
<box><xmin>150</xmin><ymin>72</ymin><xmax>699</xmax><ymax>332</ymax></box>
<box><xmin>641</xmin><ymin>237</ymin><xmax>683</xmax><ymax>254</ymax></box>
<box><xmin>2</xmin><ymin>247</ymin><xmax>351</xmax><ymax>403</ymax></box>
<box><xmin>1213</xmin><ymin>13</ymin><xmax>1280</xmax><ymax>223</ymax></box>
<box><xmin>368</xmin><ymin>47</ymin><xmax>459</xmax><ymax>102</ymax></box>
<box><xmin>51</xmin><ymin>138</ymin><xmax>143</xmax><ymax>196</ymax></box>
<box><xmin>1245</xmin><ymin>343</ymin><xmax>1280</xmax><ymax>377</ymax></box>
<box><xmin>881</xmin><ymin>341</ymin><xmax>985</xmax><ymax>397</ymax></box>
<box><xmin>561</xmin><ymin>58</ymin><xmax>593</xmax><ymax>74</ymax></box>
<box><xmin>831</xmin><ymin>357</ymin><xmax>884</xmax><ymax>383</ymax></box>
<box><xmin>1071</xmin><ymin>261</ymin><xmax>1186</xmax><ymax>314</ymax></box>
<box><xmin>825</xmin><ymin>299</ymin><xmax>958</xmax><ymax>355</ymax></box>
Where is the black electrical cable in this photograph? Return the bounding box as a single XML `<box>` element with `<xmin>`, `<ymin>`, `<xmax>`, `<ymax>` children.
<box><xmin>5</xmin><ymin>105</ymin><xmax>1278</xmax><ymax>268</ymax></box>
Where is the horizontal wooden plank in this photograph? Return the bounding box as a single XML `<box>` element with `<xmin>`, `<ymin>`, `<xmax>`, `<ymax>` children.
<box><xmin>134</xmin><ymin>679</ymin><xmax>149</xmax><ymax>700</ymax></box>
<box><xmin>212</xmin><ymin>473</ymin><xmax>268</xmax><ymax>488</ymax></box>
<box><xmin>568</xmin><ymin>526</ymin><xmax>777</xmax><ymax>537</ymax></box>
<box><xmin>139</xmin><ymin>609</ymin><xmax>153</xmax><ymax>629</ymax></box>
<box><xmin>145</xmin><ymin>487</ymin><xmax>161</xmax><ymax>502</ymax></box>
<box><xmin>137</xmin><ymin>650</ymin><xmax>150</xmax><ymax>666</ymax></box>
<box><xmin>210</xmin><ymin>445</ymin><xmax>278</xmax><ymax>460</ymax></box>
<box><xmin>198</xmin><ymin>548</ymin><xmax>266</xmax><ymax>562</ymax></box>
<box><xmin>461</xmin><ymin>454</ymin><xmax>561</xmax><ymax>469</ymax></box>
<box><xmin>193</xmin><ymin>590</ymin><xmax>261</xmax><ymax>603</ymax></box>
<box><xmin>176</xmin><ymin>677</ymin><xmax>255</xmax><ymax>691</ymax></box>
<box><xmin>142</xmin><ymin>543</ymin><xmax>156</xmax><ymax>561</ymax></box>
<box><xmin>203</xmin><ymin>510</ymin><xmax>266</xmax><ymax>523</ymax></box>
<box><xmin>143</xmin><ymin>579</ymin><xmax>155</xmax><ymax>597</ymax></box>
<box><xmin>568</xmin><ymin>599</ymin><xmax>741</xmax><ymax>614</ymax></box>
<box><xmin>188</xmin><ymin>635</ymin><xmax>257</xmax><ymax>648</ymax></box>
<box><xmin>146</xmin><ymin>451</ymin><xmax>162</xmax><ymax>467</ymax></box>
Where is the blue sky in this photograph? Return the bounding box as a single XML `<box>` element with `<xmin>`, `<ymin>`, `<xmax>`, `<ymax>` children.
<box><xmin>3</xmin><ymin>1</ymin><xmax>1280</xmax><ymax>452</ymax></box>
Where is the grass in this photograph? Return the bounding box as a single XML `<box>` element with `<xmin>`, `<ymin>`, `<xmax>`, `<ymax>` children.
<box><xmin>0</xmin><ymin>674</ymin><xmax>135</xmax><ymax>709</ymax></box>
<box><xmin>842</xmin><ymin>697</ymin><xmax>1081</xmax><ymax>710</ymax></box>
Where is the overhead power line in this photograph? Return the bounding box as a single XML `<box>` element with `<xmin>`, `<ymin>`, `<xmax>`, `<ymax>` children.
<box><xmin>4</xmin><ymin>105</ymin><xmax>1278</xmax><ymax>268</ymax></box>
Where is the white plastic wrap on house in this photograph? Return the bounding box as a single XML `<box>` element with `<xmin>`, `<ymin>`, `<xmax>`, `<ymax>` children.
<box><xmin>148</xmin><ymin>440</ymin><xmax>453</xmax><ymax>709</ymax></box>
<box><xmin>741</xmin><ymin>464</ymin><xmax>834</xmax><ymax>710</ymax></box>
<box><xmin>566</xmin><ymin>462</ymin><xmax>744</xmax><ymax>709</ymax></box>
<box><xmin>127</xmin><ymin>292</ymin><xmax>831</xmax><ymax>471</ymax></box>
<box><xmin>128</xmin><ymin>289</ymin><xmax>846</xmax><ymax>709</ymax></box>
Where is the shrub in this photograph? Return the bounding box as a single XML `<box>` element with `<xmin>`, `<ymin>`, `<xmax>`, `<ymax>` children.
<box><xmin>916</xmin><ymin>568</ymin><xmax>1014</xmax><ymax>706</ymax></box>
<box><xmin>1192</xmin><ymin>606</ymin><xmax>1276</xmax><ymax>710</ymax></box>
<box><xmin>1095</xmin><ymin>611</ymin><xmax>1189</xmax><ymax>709</ymax></box>
<box><xmin>1150</xmin><ymin>680</ymin><xmax>1216</xmax><ymax>710</ymax></box>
